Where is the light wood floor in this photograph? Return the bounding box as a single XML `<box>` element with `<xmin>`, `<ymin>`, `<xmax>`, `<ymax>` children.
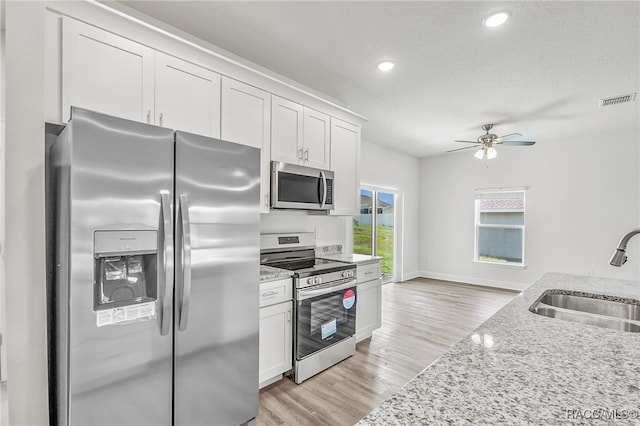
<box><xmin>257</xmin><ymin>277</ymin><xmax>518</xmax><ymax>426</ymax></box>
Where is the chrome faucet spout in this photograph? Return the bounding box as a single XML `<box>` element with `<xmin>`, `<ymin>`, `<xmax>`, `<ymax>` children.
<box><xmin>610</xmin><ymin>228</ymin><xmax>640</xmax><ymax>267</ymax></box>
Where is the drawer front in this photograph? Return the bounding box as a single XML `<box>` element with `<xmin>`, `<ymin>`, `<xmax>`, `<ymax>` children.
<box><xmin>259</xmin><ymin>278</ymin><xmax>293</xmax><ymax>307</ymax></box>
<box><xmin>357</xmin><ymin>262</ymin><xmax>381</xmax><ymax>283</ymax></box>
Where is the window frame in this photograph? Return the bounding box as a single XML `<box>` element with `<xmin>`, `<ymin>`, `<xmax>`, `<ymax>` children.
<box><xmin>473</xmin><ymin>189</ymin><xmax>526</xmax><ymax>268</ymax></box>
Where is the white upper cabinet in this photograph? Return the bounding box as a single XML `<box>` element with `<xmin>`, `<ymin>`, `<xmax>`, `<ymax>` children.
<box><xmin>58</xmin><ymin>15</ymin><xmax>363</xmax><ymax>217</ymax></box>
<box><xmin>330</xmin><ymin>118</ymin><xmax>361</xmax><ymax>216</ymax></box>
<box><xmin>155</xmin><ymin>52</ymin><xmax>221</xmax><ymax>138</ymax></box>
<box><xmin>271</xmin><ymin>96</ymin><xmax>304</xmax><ymax>165</ymax></box>
<box><xmin>221</xmin><ymin>77</ymin><xmax>272</xmax><ymax>213</ymax></box>
<box><xmin>62</xmin><ymin>17</ymin><xmax>154</xmax><ymax>123</ymax></box>
<box><xmin>303</xmin><ymin>108</ymin><xmax>331</xmax><ymax>169</ymax></box>
<box><xmin>62</xmin><ymin>18</ymin><xmax>221</xmax><ymax>138</ymax></box>
<box><xmin>271</xmin><ymin>96</ymin><xmax>330</xmax><ymax>169</ymax></box>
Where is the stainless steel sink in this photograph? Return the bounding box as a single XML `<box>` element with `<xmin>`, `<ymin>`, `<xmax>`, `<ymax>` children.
<box><xmin>529</xmin><ymin>290</ymin><xmax>640</xmax><ymax>333</ymax></box>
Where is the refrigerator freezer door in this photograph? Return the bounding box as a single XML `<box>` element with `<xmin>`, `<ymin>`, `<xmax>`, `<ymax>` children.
<box><xmin>58</xmin><ymin>108</ymin><xmax>174</xmax><ymax>425</ymax></box>
<box><xmin>174</xmin><ymin>131</ymin><xmax>260</xmax><ymax>425</ymax></box>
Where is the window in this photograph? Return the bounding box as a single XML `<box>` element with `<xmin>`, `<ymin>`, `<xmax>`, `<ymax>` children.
<box><xmin>353</xmin><ymin>187</ymin><xmax>396</xmax><ymax>280</ymax></box>
<box><xmin>474</xmin><ymin>189</ymin><xmax>525</xmax><ymax>266</ymax></box>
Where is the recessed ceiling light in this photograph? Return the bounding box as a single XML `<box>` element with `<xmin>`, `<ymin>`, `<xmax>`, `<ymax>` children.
<box><xmin>483</xmin><ymin>12</ymin><xmax>509</xmax><ymax>28</ymax></box>
<box><xmin>377</xmin><ymin>61</ymin><xmax>394</xmax><ymax>72</ymax></box>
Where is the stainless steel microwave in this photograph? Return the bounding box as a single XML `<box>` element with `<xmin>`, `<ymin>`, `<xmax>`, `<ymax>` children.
<box><xmin>271</xmin><ymin>161</ymin><xmax>334</xmax><ymax>211</ymax></box>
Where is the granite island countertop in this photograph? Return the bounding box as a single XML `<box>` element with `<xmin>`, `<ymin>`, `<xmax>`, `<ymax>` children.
<box><xmin>358</xmin><ymin>273</ymin><xmax>640</xmax><ymax>425</ymax></box>
<box><xmin>319</xmin><ymin>253</ymin><xmax>383</xmax><ymax>266</ymax></box>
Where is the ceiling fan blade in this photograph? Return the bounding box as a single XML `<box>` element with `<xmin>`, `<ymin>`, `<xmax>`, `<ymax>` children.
<box><xmin>453</xmin><ymin>140</ymin><xmax>481</xmax><ymax>144</ymax></box>
<box><xmin>446</xmin><ymin>145</ymin><xmax>481</xmax><ymax>153</ymax></box>
<box><xmin>495</xmin><ymin>133</ymin><xmax>522</xmax><ymax>142</ymax></box>
<box><xmin>501</xmin><ymin>140</ymin><xmax>536</xmax><ymax>146</ymax></box>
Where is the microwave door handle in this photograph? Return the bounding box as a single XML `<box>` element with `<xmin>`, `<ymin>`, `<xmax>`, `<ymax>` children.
<box><xmin>320</xmin><ymin>171</ymin><xmax>327</xmax><ymax>208</ymax></box>
<box><xmin>159</xmin><ymin>191</ymin><xmax>173</xmax><ymax>336</ymax></box>
<box><xmin>177</xmin><ymin>194</ymin><xmax>192</xmax><ymax>332</ymax></box>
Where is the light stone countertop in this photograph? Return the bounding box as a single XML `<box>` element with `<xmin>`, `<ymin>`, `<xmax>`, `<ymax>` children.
<box><xmin>319</xmin><ymin>253</ymin><xmax>383</xmax><ymax>266</ymax></box>
<box><xmin>357</xmin><ymin>272</ymin><xmax>640</xmax><ymax>425</ymax></box>
<box><xmin>259</xmin><ymin>265</ymin><xmax>293</xmax><ymax>283</ymax></box>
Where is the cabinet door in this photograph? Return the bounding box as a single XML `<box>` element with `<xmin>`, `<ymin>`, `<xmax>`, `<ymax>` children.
<box><xmin>271</xmin><ymin>96</ymin><xmax>304</xmax><ymax>165</ymax></box>
<box><xmin>62</xmin><ymin>17</ymin><xmax>154</xmax><ymax>123</ymax></box>
<box><xmin>221</xmin><ymin>77</ymin><xmax>272</xmax><ymax>213</ymax></box>
<box><xmin>303</xmin><ymin>108</ymin><xmax>330</xmax><ymax>169</ymax></box>
<box><xmin>355</xmin><ymin>278</ymin><xmax>382</xmax><ymax>343</ymax></box>
<box><xmin>155</xmin><ymin>53</ymin><xmax>221</xmax><ymax>138</ymax></box>
<box><xmin>330</xmin><ymin>118</ymin><xmax>361</xmax><ymax>216</ymax></box>
<box><xmin>259</xmin><ymin>301</ymin><xmax>292</xmax><ymax>386</ymax></box>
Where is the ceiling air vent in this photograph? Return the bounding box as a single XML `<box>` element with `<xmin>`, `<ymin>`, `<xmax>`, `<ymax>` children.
<box><xmin>599</xmin><ymin>92</ymin><xmax>637</xmax><ymax>107</ymax></box>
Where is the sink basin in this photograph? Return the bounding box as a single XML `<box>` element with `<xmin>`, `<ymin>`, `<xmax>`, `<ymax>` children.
<box><xmin>529</xmin><ymin>290</ymin><xmax>640</xmax><ymax>333</ymax></box>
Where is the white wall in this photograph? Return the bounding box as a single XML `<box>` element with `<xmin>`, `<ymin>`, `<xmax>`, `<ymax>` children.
<box><xmin>419</xmin><ymin>116</ymin><xmax>640</xmax><ymax>291</ymax></box>
<box><xmin>4</xmin><ymin>1</ymin><xmax>49</xmax><ymax>424</ymax></box>
<box><xmin>260</xmin><ymin>211</ymin><xmax>349</xmax><ymax>250</ymax></box>
<box><xmin>360</xmin><ymin>140</ymin><xmax>421</xmax><ymax>280</ymax></box>
<box><xmin>0</xmin><ymin>2</ymin><xmax>6</xmax><ymax>385</ymax></box>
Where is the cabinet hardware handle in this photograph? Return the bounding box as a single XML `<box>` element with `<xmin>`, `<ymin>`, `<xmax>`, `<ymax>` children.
<box><xmin>264</xmin><ymin>194</ymin><xmax>269</xmax><ymax>207</ymax></box>
<box><xmin>298</xmin><ymin>148</ymin><xmax>303</xmax><ymax>160</ymax></box>
<box><xmin>146</xmin><ymin>110</ymin><xmax>151</xmax><ymax>124</ymax></box>
<box><xmin>159</xmin><ymin>112</ymin><xmax>164</xmax><ymax>126</ymax></box>
<box><xmin>304</xmin><ymin>148</ymin><xmax>309</xmax><ymax>161</ymax></box>
<box><xmin>262</xmin><ymin>291</ymin><xmax>278</xmax><ymax>297</ymax></box>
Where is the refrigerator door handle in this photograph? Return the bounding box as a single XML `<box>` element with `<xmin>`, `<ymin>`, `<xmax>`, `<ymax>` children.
<box><xmin>159</xmin><ymin>191</ymin><xmax>174</xmax><ymax>336</ymax></box>
<box><xmin>177</xmin><ymin>193</ymin><xmax>192</xmax><ymax>332</ymax></box>
<box><xmin>320</xmin><ymin>171</ymin><xmax>327</xmax><ymax>208</ymax></box>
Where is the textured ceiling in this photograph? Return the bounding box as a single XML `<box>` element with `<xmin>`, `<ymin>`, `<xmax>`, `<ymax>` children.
<box><xmin>115</xmin><ymin>1</ymin><xmax>639</xmax><ymax>157</ymax></box>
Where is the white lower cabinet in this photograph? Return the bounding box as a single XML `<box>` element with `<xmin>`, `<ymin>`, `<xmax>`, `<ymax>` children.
<box><xmin>258</xmin><ymin>278</ymin><xmax>293</xmax><ymax>388</ymax></box>
<box><xmin>355</xmin><ymin>262</ymin><xmax>382</xmax><ymax>343</ymax></box>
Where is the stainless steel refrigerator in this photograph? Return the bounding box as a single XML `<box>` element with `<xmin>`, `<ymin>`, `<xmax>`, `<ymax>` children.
<box><xmin>47</xmin><ymin>107</ymin><xmax>260</xmax><ymax>425</ymax></box>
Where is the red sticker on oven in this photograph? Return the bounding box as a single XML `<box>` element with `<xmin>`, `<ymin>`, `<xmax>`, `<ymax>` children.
<box><xmin>343</xmin><ymin>289</ymin><xmax>356</xmax><ymax>310</ymax></box>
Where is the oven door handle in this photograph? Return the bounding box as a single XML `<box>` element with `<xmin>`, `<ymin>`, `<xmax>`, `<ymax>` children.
<box><xmin>297</xmin><ymin>278</ymin><xmax>356</xmax><ymax>301</ymax></box>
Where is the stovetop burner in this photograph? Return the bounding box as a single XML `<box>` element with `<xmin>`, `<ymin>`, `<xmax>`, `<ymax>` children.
<box><xmin>261</xmin><ymin>251</ymin><xmax>353</xmax><ymax>278</ymax></box>
<box><xmin>283</xmin><ymin>258</ymin><xmax>353</xmax><ymax>278</ymax></box>
<box><xmin>260</xmin><ymin>233</ymin><xmax>355</xmax><ymax>279</ymax></box>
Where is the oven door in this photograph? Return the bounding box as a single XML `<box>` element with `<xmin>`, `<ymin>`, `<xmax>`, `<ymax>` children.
<box><xmin>271</xmin><ymin>161</ymin><xmax>334</xmax><ymax>210</ymax></box>
<box><xmin>295</xmin><ymin>278</ymin><xmax>356</xmax><ymax>360</ymax></box>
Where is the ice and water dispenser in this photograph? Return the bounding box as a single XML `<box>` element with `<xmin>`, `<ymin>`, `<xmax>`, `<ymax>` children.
<box><xmin>93</xmin><ymin>230</ymin><xmax>158</xmax><ymax>325</ymax></box>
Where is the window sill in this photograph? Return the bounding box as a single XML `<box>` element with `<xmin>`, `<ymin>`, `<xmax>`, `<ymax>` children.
<box><xmin>473</xmin><ymin>260</ymin><xmax>527</xmax><ymax>269</ymax></box>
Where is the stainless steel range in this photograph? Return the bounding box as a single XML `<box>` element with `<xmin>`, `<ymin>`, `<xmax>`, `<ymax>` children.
<box><xmin>260</xmin><ymin>233</ymin><xmax>357</xmax><ymax>384</ymax></box>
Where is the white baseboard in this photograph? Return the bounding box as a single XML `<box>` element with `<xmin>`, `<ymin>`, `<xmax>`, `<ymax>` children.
<box><xmin>415</xmin><ymin>270</ymin><xmax>529</xmax><ymax>292</ymax></box>
<box><xmin>400</xmin><ymin>271</ymin><xmax>421</xmax><ymax>281</ymax></box>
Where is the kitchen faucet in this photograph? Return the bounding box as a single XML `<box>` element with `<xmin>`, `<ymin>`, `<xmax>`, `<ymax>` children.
<box><xmin>610</xmin><ymin>228</ymin><xmax>640</xmax><ymax>266</ymax></box>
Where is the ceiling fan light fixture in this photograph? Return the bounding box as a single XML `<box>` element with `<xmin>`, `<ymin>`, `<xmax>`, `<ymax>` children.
<box><xmin>486</xmin><ymin>147</ymin><xmax>498</xmax><ymax>159</ymax></box>
<box><xmin>474</xmin><ymin>148</ymin><xmax>485</xmax><ymax>159</ymax></box>
<box><xmin>483</xmin><ymin>12</ymin><xmax>509</xmax><ymax>28</ymax></box>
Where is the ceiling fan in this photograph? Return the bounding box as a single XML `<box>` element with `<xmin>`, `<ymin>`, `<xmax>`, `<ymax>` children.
<box><xmin>447</xmin><ymin>124</ymin><xmax>536</xmax><ymax>159</ymax></box>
